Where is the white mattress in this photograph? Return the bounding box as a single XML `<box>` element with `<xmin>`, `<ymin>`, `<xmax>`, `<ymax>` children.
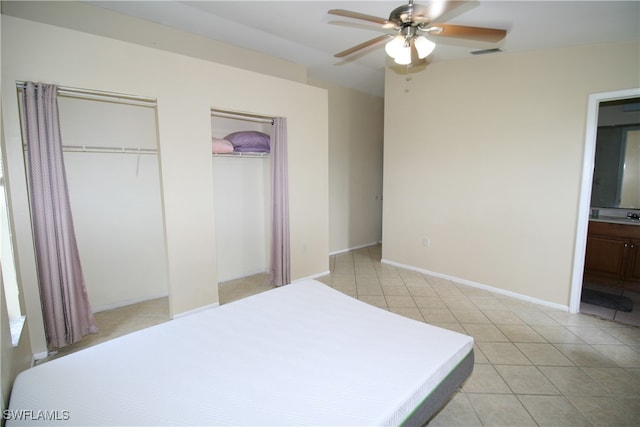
<box><xmin>8</xmin><ymin>279</ymin><xmax>473</xmax><ymax>426</ymax></box>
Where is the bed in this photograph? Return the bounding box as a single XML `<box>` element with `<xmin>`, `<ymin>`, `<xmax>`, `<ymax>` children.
<box><xmin>7</xmin><ymin>279</ymin><xmax>473</xmax><ymax>426</ymax></box>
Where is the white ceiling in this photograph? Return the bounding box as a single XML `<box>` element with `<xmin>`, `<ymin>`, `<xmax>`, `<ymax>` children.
<box><xmin>89</xmin><ymin>1</ymin><xmax>640</xmax><ymax>97</ymax></box>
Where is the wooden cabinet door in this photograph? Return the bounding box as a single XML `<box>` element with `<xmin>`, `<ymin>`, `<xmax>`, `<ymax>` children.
<box><xmin>623</xmin><ymin>241</ymin><xmax>640</xmax><ymax>291</ymax></box>
<box><xmin>584</xmin><ymin>235</ymin><xmax>626</xmax><ymax>279</ymax></box>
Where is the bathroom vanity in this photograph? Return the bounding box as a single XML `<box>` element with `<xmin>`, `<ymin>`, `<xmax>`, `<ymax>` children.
<box><xmin>584</xmin><ymin>219</ymin><xmax>640</xmax><ymax>292</ymax></box>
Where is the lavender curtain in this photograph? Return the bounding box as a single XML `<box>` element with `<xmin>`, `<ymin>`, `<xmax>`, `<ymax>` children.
<box><xmin>22</xmin><ymin>82</ymin><xmax>97</xmax><ymax>349</ymax></box>
<box><xmin>270</xmin><ymin>117</ymin><xmax>290</xmax><ymax>286</ymax></box>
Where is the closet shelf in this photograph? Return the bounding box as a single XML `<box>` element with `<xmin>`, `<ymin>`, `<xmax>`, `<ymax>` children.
<box><xmin>213</xmin><ymin>152</ymin><xmax>269</xmax><ymax>158</ymax></box>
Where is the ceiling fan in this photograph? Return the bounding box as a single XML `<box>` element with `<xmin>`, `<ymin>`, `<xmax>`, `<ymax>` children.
<box><xmin>328</xmin><ymin>0</ymin><xmax>507</xmax><ymax>65</ymax></box>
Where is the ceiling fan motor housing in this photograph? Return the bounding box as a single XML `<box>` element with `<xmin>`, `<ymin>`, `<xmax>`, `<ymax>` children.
<box><xmin>388</xmin><ymin>3</ymin><xmax>430</xmax><ymax>27</ymax></box>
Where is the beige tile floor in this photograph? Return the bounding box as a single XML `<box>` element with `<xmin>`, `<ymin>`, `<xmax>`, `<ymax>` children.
<box><xmin>44</xmin><ymin>245</ymin><xmax>640</xmax><ymax>426</ymax></box>
<box><xmin>322</xmin><ymin>246</ymin><xmax>640</xmax><ymax>426</ymax></box>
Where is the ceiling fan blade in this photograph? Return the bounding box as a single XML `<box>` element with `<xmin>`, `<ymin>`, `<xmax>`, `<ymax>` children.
<box><xmin>334</xmin><ymin>34</ymin><xmax>393</xmax><ymax>58</ymax></box>
<box><xmin>432</xmin><ymin>0</ymin><xmax>479</xmax><ymax>21</ymax></box>
<box><xmin>427</xmin><ymin>23</ymin><xmax>506</xmax><ymax>43</ymax></box>
<box><xmin>328</xmin><ymin>20</ymin><xmax>390</xmax><ymax>34</ymax></box>
<box><xmin>328</xmin><ymin>9</ymin><xmax>390</xmax><ymax>26</ymax></box>
<box><xmin>413</xmin><ymin>0</ymin><xmax>473</xmax><ymax>23</ymax></box>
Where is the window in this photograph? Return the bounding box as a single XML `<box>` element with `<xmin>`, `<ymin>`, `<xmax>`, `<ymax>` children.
<box><xmin>1</xmin><ymin>147</ymin><xmax>25</xmax><ymax>346</ymax></box>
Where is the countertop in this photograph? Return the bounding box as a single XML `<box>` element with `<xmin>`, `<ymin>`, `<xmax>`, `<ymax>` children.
<box><xmin>590</xmin><ymin>216</ymin><xmax>640</xmax><ymax>226</ymax></box>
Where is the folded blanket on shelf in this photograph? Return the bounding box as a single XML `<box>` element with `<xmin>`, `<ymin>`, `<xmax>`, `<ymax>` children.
<box><xmin>212</xmin><ymin>138</ymin><xmax>234</xmax><ymax>154</ymax></box>
<box><xmin>225</xmin><ymin>131</ymin><xmax>270</xmax><ymax>153</ymax></box>
<box><xmin>233</xmin><ymin>145</ymin><xmax>270</xmax><ymax>153</ymax></box>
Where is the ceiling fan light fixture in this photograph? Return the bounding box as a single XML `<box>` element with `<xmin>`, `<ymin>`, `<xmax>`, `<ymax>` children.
<box><xmin>385</xmin><ymin>34</ymin><xmax>405</xmax><ymax>58</ymax></box>
<box><xmin>414</xmin><ymin>35</ymin><xmax>436</xmax><ymax>58</ymax></box>
<box><xmin>393</xmin><ymin>45</ymin><xmax>413</xmax><ymax>64</ymax></box>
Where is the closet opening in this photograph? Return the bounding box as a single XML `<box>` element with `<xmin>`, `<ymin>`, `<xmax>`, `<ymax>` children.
<box><xmin>17</xmin><ymin>83</ymin><xmax>170</xmax><ymax>339</ymax></box>
<box><xmin>211</xmin><ymin>109</ymin><xmax>273</xmax><ymax>288</ymax></box>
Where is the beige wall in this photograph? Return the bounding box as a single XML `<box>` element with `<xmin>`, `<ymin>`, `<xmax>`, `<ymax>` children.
<box><xmin>311</xmin><ymin>80</ymin><xmax>384</xmax><ymax>254</ymax></box>
<box><xmin>383</xmin><ymin>42</ymin><xmax>640</xmax><ymax>307</ymax></box>
<box><xmin>2</xmin><ymin>15</ymin><xmax>328</xmax><ymax>356</ymax></box>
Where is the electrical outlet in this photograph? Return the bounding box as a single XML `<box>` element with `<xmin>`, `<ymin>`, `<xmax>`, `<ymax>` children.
<box><xmin>422</xmin><ymin>237</ymin><xmax>430</xmax><ymax>248</ymax></box>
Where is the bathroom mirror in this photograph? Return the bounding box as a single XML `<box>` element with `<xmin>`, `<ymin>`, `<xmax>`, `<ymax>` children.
<box><xmin>591</xmin><ymin>98</ymin><xmax>640</xmax><ymax>209</ymax></box>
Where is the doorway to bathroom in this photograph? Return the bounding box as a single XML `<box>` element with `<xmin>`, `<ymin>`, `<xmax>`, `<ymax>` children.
<box><xmin>572</xmin><ymin>88</ymin><xmax>640</xmax><ymax>325</ymax></box>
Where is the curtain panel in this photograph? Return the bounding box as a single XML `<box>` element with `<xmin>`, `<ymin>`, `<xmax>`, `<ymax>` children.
<box><xmin>22</xmin><ymin>82</ymin><xmax>97</xmax><ymax>348</ymax></box>
<box><xmin>270</xmin><ymin>117</ymin><xmax>291</xmax><ymax>286</ymax></box>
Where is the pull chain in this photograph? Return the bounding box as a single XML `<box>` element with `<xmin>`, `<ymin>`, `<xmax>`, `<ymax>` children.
<box><xmin>135</xmin><ymin>149</ymin><xmax>142</xmax><ymax>177</ymax></box>
<box><xmin>404</xmin><ymin>65</ymin><xmax>413</xmax><ymax>93</ymax></box>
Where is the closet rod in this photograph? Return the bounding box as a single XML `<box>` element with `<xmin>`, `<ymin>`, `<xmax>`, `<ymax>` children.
<box><xmin>16</xmin><ymin>81</ymin><xmax>157</xmax><ymax>108</ymax></box>
<box><xmin>23</xmin><ymin>144</ymin><xmax>158</xmax><ymax>154</ymax></box>
<box><xmin>211</xmin><ymin>110</ymin><xmax>274</xmax><ymax>124</ymax></box>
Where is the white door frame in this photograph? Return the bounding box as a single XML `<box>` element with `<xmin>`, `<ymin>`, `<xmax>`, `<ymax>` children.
<box><xmin>570</xmin><ymin>87</ymin><xmax>640</xmax><ymax>313</ymax></box>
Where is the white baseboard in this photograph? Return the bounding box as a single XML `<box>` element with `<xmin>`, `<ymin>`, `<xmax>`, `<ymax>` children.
<box><xmin>218</xmin><ymin>269</ymin><xmax>269</xmax><ymax>284</ymax></box>
<box><xmin>172</xmin><ymin>302</ymin><xmax>220</xmax><ymax>319</ymax></box>
<box><xmin>329</xmin><ymin>241</ymin><xmax>380</xmax><ymax>256</ymax></box>
<box><xmin>32</xmin><ymin>351</ymin><xmax>49</xmax><ymax>364</ymax></box>
<box><xmin>293</xmin><ymin>271</ymin><xmax>331</xmax><ymax>283</ymax></box>
<box><xmin>381</xmin><ymin>259</ymin><xmax>569</xmax><ymax>312</ymax></box>
<box><xmin>92</xmin><ymin>292</ymin><xmax>169</xmax><ymax>313</ymax></box>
